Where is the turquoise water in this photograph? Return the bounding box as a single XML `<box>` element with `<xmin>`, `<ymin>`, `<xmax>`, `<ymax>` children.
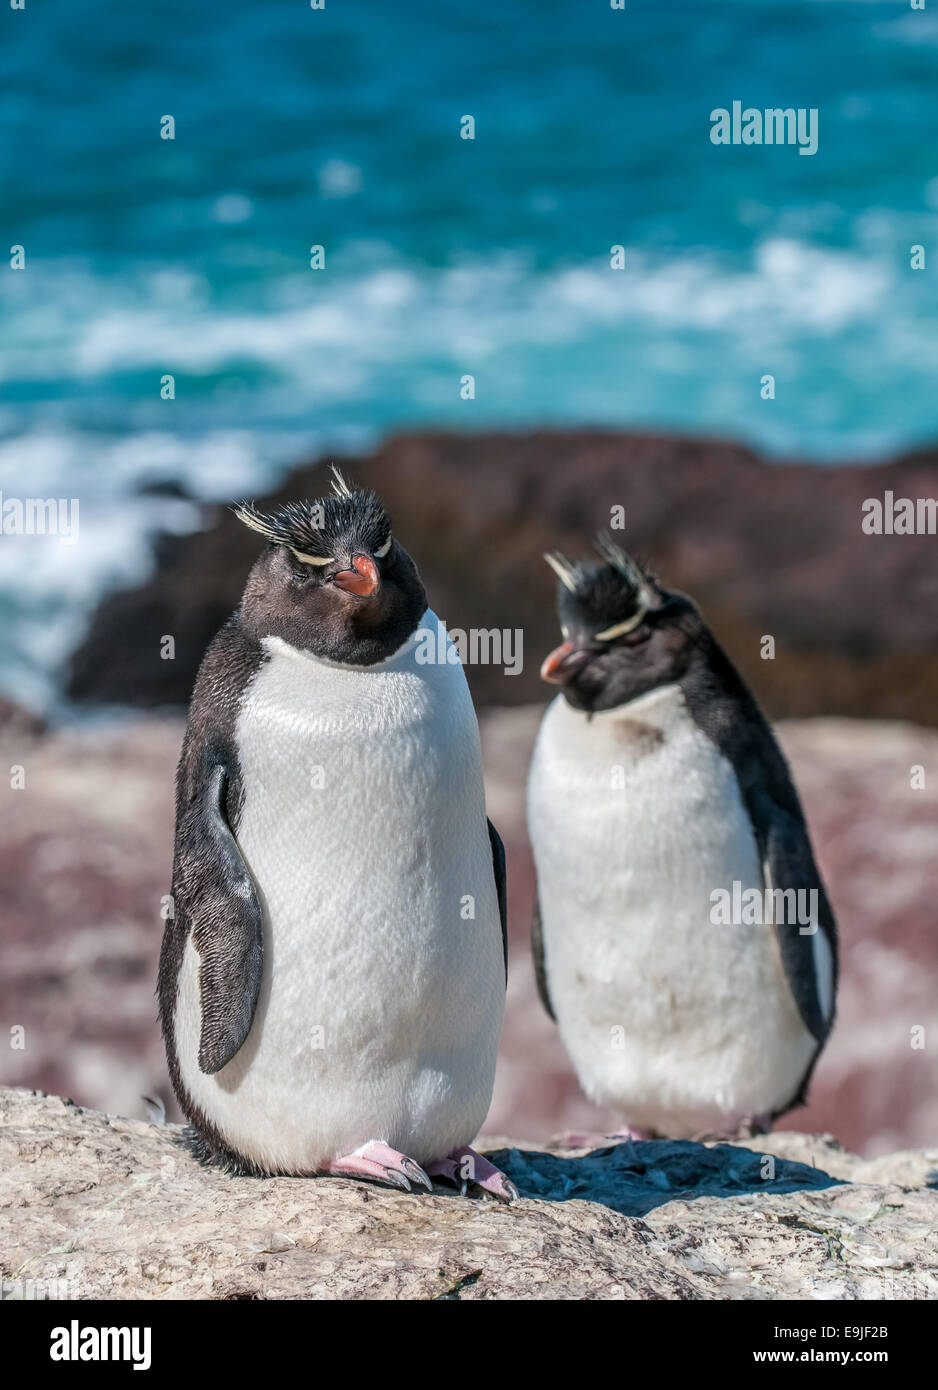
<box><xmin>1</xmin><ymin>0</ymin><xmax>937</xmax><ymax>704</ymax></box>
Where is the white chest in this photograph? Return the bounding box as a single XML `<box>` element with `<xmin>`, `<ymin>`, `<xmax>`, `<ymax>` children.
<box><xmin>527</xmin><ymin>686</ymin><xmax>816</xmax><ymax>1134</ymax></box>
<box><xmin>175</xmin><ymin>616</ymin><xmax>505</xmax><ymax>1171</ymax></box>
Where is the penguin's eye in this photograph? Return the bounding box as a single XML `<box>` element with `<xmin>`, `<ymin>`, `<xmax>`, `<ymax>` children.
<box><xmin>374</xmin><ymin>536</ymin><xmax>392</xmax><ymax>559</ymax></box>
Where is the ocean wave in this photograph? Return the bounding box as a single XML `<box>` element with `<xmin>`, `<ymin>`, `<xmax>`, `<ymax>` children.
<box><xmin>0</xmin><ymin>240</ymin><xmax>903</xmax><ymax>382</ymax></box>
<box><xmin>0</xmin><ymin>238</ymin><xmax>928</xmax><ymax>434</ymax></box>
<box><xmin>0</xmin><ymin>427</ymin><xmax>348</xmax><ymax>714</ymax></box>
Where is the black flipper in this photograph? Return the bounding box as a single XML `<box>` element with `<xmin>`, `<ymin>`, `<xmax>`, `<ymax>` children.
<box><xmin>681</xmin><ymin>633</ymin><xmax>838</xmax><ymax>1079</ymax></box>
<box><xmin>531</xmin><ymin>893</ymin><xmax>556</xmax><ymax>1021</ymax></box>
<box><xmin>159</xmin><ymin>614</ymin><xmax>267</xmax><ymax>1083</ymax></box>
<box><xmin>487</xmin><ymin>818</ymin><xmax>508</xmax><ymax>983</ymax></box>
<box><xmin>750</xmin><ymin>786</ymin><xmax>837</xmax><ymax>1045</ymax></box>
<box><xmin>168</xmin><ymin>750</ymin><xmax>265</xmax><ymax>1075</ymax></box>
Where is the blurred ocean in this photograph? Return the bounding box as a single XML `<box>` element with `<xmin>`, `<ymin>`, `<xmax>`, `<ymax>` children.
<box><xmin>2</xmin><ymin>0</ymin><xmax>938</xmax><ymax>707</ymax></box>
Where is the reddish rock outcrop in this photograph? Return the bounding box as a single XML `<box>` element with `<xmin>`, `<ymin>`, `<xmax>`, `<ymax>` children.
<box><xmin>66</xmin><ymin>430</ymin><xmax>938</xmax><ymax>725</ymax></box>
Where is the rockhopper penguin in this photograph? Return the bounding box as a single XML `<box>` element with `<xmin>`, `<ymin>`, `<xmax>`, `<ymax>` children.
<box><xmin>526</xmin><ymin>538</ymin><xmax>837</xmax><ymax>1140</ymax></box>
<box><xmin>159</xmin><ymin>468</ymin><xmax>515</xmax><ymax>1199</ymax></box>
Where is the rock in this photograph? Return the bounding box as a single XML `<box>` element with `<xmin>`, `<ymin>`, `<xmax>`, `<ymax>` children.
<box><xmin>1</xmin><ymin>710</ymin><xmax>936</xmax><ymax>1158</ymax></box>
<box><xmin>1</xmin><ymin>1088</ymin><xmax>935</xmax><ymax>1300</ymax></box>
<box><xmin>66</xmin><ymin>429</ymin><xmax>938</xmax><ymax>725</ymax></box>
<box><xmin>0</xmin><ymin>694</ymin><xmax>45</xmax><ymax>739</ymax></box>
<box><xmin>0</xmin><ymin>716</ymin><xmax>179</xmax><ymax>1120</ymax></box>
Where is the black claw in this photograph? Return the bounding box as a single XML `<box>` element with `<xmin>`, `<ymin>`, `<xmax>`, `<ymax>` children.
<box><xmin>402</xmin><ymin>1159</ymin><xmax>433</xmax><ymax>1192</ymax></box>
<box><xmin>381</xmin><ymin>1168</ymin><xmax>411</xmax><ymax>1192</ymax></box>
<box><xmin>481</xmin><ymin>1180</ymin><xmax>518</xmax><ymax>1204</ymax></box>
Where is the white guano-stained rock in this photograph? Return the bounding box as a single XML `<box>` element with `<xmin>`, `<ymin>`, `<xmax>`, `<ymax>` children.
<box><xmin>2</xmin><ymin>1089</ymin><xmax>936</xmax><ymax>1301</ymax></box>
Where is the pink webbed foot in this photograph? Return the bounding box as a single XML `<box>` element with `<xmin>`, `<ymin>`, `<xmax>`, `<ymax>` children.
<box><xmin>325</xmin><ymin>1140</ymin><xmax>433</xmax><ymax>1193</ymax></box>
<box><xmin>426</xmin><ymin>1145</ymin><xmax>519</xmax><ymax>1202</ymax></box>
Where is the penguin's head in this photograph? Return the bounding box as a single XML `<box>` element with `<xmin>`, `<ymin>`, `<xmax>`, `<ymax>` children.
<box><xmin>540</xmin><ymin>537</ymin><xmax>700</xmax><ymax>713</ymax></box>
<box><xmin>233</xmin><ymin>467</ymin><xmax>427</xmax><ymax>664</ymax></box>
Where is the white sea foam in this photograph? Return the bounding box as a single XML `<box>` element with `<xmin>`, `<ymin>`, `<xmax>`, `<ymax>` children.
<box><xmin>0</xmin><ymin>239</ymin><xmax>902</xmax><ymax>391</ymax></box>
<box><xmin>0</xmin><ymin>427</ymin><xmax>354</xmax><ymax>714</ymax></box>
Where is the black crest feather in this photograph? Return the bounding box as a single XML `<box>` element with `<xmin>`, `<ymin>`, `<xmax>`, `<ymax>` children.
<box><xmin>233</xmin><ymin>467</ymin><xmax>391</xmax><ymax>561</ymax></box>
<box><xmin>545</xmin><ymin>534</ymin><xmax>658</xmax><ymax>629</ymax></box>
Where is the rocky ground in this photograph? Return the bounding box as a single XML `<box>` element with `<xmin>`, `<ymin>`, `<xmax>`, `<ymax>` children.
<box><xmin>1</xmin><ymin>702</ymin><xmax>935</xmax><ymax>1157</ymax></box>
<box><xmin>1</xmin><ymin>1088</ymin><xmax>935</xmax><ymax>1300</ymax></box>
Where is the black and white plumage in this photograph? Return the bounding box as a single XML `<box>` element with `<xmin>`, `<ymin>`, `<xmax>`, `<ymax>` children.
<box><xmin>159</xmin><ymin>471</ymin><xmax>514</xmax><ymax>1198</ymax></box>
<box><xmin>527</xmin><ymin>538</ymin><xmax>838</xmax><ymax>1138</ymax></box>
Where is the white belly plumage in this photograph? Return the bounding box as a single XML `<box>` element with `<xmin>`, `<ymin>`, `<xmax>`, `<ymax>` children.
<box><xmin>527</xmin><ymin>685</ymin><xmax>817</xmax><ymax>1137</ymax></box>
<box><xmin>174</xmin><ymin>614</ymin><xmax>505</xmax><ymax>1172</ymax></box>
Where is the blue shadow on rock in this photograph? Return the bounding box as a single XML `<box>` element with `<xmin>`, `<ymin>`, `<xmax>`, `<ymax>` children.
<box><xmin>483</xmin><ymin>1139</ymin><xmax>843</xmax><ymax>1218</ymax></box>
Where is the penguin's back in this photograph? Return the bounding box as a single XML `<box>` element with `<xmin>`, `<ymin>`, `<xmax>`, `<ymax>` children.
<box><xmin>527</xmin><ymin>684</ymin><xmax>818</xmax><ymax>1136</ymax></box>
<box><xmin>173</xmin><ymin>613</ymin><xmax>504</xmax><ymax>1173</ymax></box>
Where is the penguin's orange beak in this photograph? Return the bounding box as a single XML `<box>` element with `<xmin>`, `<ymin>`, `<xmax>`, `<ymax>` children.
<box><xmin>540</xmin><ymin>639</ymin><xmax>592</xmax><ymax>684</ymax></box>
<box><xmin>332</xmin><ymin>554</ymin><xmax>380</xmax><ymax>597</ymax></box>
